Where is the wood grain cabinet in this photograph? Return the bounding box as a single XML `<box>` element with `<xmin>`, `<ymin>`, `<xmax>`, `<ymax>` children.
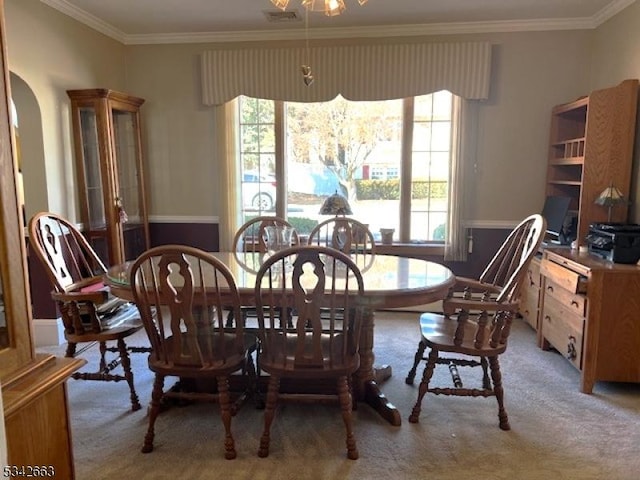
<box><xmin>0</xmin><ymin>0</ymin><xmax>84</xmax><ymax>476</ymax></box>
<box><xmin>519</xmin><ymin>255</ymin><xmax>541</xmax><ymax>330</ymax></box>
<box><xmin>545</xmin><ymin>79</ymin><xmax>638</xmax><ymax>246</ymax></box>
<box><xmin>539</xmin><ymin>249</ymin><xmax>640</xmax><ymax>393</ymax></box>
<box><xmin>67</xmin><ymin>88</ymin><xmax>150</xmax><ymax>266</ymax></box>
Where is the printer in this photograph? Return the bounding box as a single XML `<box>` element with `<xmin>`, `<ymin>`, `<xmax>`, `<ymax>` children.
<box><xmin>586</xmin><ymin>223</ymin><xmax>640</xmax><ymax>264</ymax></box>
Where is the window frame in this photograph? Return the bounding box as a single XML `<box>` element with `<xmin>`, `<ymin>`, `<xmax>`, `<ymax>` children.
<box><xmin>236</xmin><ymin>94</ymin><xmax>456</xmax><ymax>252</ymax></box>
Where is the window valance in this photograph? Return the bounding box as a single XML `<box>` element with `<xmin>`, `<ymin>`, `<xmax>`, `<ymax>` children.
<box><xmin>201</xmin><ymin>41</ymin><xmax>492</xmax><ymax>105</ymax></box>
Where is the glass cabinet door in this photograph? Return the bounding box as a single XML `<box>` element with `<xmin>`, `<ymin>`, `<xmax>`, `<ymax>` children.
<box><xmin>111</xmin><ymin>106</ymin><xmax>147</xmax><ymax>261</ymax></box>
<box><xmin>112</xmin><ymin>109</ymin><xmax>139</xmax><ymax>221</ymax></box>
<box><xmin>79</xmin><ymin>106</ymin><xmax>106</xmax><ymax>230</ymax></box>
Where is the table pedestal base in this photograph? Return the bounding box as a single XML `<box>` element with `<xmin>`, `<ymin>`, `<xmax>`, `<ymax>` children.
<box><xmin>363</xmin><ymin>379</ymin><xmax>401</xmax><ymax>426</ymax></box>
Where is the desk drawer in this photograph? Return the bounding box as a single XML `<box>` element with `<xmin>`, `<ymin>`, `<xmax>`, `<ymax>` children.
<box><xmin>542</xmin><ymin>279</ymin><xmax>586</xmax><ymax>317</ymax></box>
<box><xmin>540</xmin><ymin>258</ymin><xmax>587</xmax><ymax>294</ymax></box>
<box><xmin>527</xmin><ymin>257</ymin><xmax>542</xmax><ymax>289</ymax></box>
<box><xmin>541</xmin><ymin>294</ymin><xmax>584</xmax><ymax>370</ymax></box>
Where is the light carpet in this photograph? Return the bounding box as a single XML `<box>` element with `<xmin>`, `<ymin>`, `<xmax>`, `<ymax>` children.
<box><xmin>38</xmin><ymin>312</ymin><xmax>640</xmax><ymax>480</ymax></box>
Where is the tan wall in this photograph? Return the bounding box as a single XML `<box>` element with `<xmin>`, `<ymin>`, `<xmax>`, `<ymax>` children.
<box><xmin>4</xmin><ymin>0</ymin><xmax>126</xmax><ymax>222</ymax></box>
<box><xmin>591</xmin><ymin>1</ymin><xmax>640</xmax><ymax>223</ymax></box>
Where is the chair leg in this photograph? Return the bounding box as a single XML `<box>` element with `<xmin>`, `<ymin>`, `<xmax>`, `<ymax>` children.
<box><xmin>480</xmin><ymin>356</ymin><xmax>491</xmax><ymax>390</ymax></box>
<box><xmin>142</xmin><ymin>374</ymin><xmax>164</xmax><ymax>453</ymax></box>
<box><xmin>99</xmin><ymin>341</ymin><xmax>108</xmax><ymax>371</ymax></box>
<box><xmin>217</xmin><ymin>375</ymin><xmax>237</xmax><ymax>460</ymax></box>
<box><xmin>337</xmin><ymin>375</ymin><xmax>358</xmax><ymax>460</ymax></box>
<box><xmin>409</xmin><ymin>348</ymin><xmax>438</xmax><ymax>423</ymax></box>
<box><xmin>488</xmin><ymin>356</ymin><xmax>510</xmax><ymax>431</ymax></box>
<box><xmin>250</xmin><ymin>350</ymin><xmax>265</xmax><ymax>410</ymax></box>
<box><xmin>225</xmin><ymin>308</ymin><xmax>235</xmax><ymax>328</ymax></box>
<box><xmin>405</xmin><ymin>339</ymin><xmax>427</xmax><ymax>385</ymax></box>
<box><xmin>117</xmin><ymin>338</ymin><xmax>141</xmax><ymax>412</ymax></box>
<box><xmin>258</xmin><ymin>375</ymin><xmax>280</xmax><ymax>458</ymax></box>
<box><xmin>65</xmin><ymin>342</ymin><xmax>77</xmax><ymax>358</ymax></box>
<box><xmin>252</xmin><ymin>340</ymin><xmax>265</xmax><ymax>409</ymax></box>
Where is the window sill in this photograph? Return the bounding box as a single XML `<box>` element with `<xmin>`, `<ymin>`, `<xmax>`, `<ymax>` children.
<box><xmin>373</xmin><ymin>243</ymin><xmax>445</xmax><ymax>257</ymax></box>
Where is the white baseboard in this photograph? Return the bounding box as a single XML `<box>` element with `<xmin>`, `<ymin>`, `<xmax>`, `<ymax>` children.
<box><xmin>33</xmin><ymin>318</ymin><xmax>65</xmax><ymax>347</ymax></box>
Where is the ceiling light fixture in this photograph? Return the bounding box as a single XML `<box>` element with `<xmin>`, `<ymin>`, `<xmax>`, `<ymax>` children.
<box><xmin>270</xmin><ymin>1</ymin><xmax>369</xmax><ymax>86</ymax></box>
<box><xmin>271</xmin><ymin>0</ymin><xmax>369</xmax><ymax>17</ymax></box>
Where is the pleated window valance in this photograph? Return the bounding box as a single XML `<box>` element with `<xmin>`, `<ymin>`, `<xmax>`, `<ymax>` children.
<box><xmin>201</xmin><ymin>41</ymin><xmax>492</xmax><ymax>105</ymax></box>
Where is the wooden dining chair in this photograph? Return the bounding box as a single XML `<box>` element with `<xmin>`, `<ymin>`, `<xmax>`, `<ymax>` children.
<box><xmin>254</xmin><ymin>245</ymin><xmax>365</xmax><ymax>460</ymax></box>
<box><xmin>28</xmin><ymin>211</ymin><xmax>149</xmax><ymax>412</ymax></box>
<box><xmin>231</xmin><ymin>215</ymin><xmax>301</xmax><ymax>331</ymax></box>
<box><xmin>308</xmin><ymin>217</ymin><xmax>375</xmax><ymax>256</ymax></box>
<box><xmin>406</xmin><ymin>214</ymin><xmax>545</xmax><ymax>430</ymax></box>
<box><xmin>233</xmin><ymin>216</ymin><xmax>300</xmax><ymax>253</ymax></box>
<box><xmin>129</xmin><ymin>245</ymin><xmax>257</xmax><ymax>459</ymax></box>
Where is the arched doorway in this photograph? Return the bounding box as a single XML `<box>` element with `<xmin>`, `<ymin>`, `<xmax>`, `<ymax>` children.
<box><xmin>10</xmin><ymin>73</ymin><xmax>62</xmax><ymax>344</ymax></box>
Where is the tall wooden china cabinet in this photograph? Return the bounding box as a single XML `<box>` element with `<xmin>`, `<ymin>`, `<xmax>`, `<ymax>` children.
<box><xmin>67</xmin><ymin>88</ymin><xmax>150</xmax><ymax>266</ymax></box>
<box><xmin>0</xmin><ymin>0</ymin><xmax>84</xmax><ymax>477</ymax></box>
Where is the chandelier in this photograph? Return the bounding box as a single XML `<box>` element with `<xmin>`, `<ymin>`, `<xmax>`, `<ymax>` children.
<box><xmin>270</xmin><ymin>1</ymin><xmax>369</xmax><ymax>85</ymax></box>
<box><xmin>270</xmin><ymin>0</ymin><xmax>369</xmax><ymax>17</ymax></box>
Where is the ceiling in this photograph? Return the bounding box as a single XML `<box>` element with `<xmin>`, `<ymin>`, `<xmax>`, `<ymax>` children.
<box><xmin>41</xmin><ymin>0</ymin><xmax>636</xmax><ymax>44</ymax></box>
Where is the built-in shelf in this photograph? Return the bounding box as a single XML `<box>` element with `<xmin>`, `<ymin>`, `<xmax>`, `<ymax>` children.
<box><xmin>545</xmin><ymin>79</ymin><xmax>638</xmax><ymax>247</ymax></box>
<box><xmin>548</xmin><ymin>157</ymin><xmax>585</xmax><ymax>166</ymax></box>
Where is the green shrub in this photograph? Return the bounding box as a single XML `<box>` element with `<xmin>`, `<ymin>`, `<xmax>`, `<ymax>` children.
<box><xmin>355</xmin><ymin>179</ymin><xmax>447</xmax><ymax>200</ymax></box>
<box><xmin>287</xmin><ymin>216</ymin><xmax>318</xmax><ymax>235</ymax></box>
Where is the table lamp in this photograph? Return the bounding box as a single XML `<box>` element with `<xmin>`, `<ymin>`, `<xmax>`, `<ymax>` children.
<box><xmin>319</xmin><ymin>190</ymin><xmax>353</xmax><ymax>216</ymax></box>
<box><xmin>594</xmin><ymin>183</ymin><xmax>626</xmax><ymax>223</ymax></box>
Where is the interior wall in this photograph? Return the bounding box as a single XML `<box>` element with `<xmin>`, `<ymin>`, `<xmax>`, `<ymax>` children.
<box><xmin>591</xmin><ymin>1</ymin><xmax>640</xmax><ymax>223</ymax></box>
<box><xmin>4</xmin><ymin>0</ymin><xmax>127</xmax><ymax>222</ymax></box>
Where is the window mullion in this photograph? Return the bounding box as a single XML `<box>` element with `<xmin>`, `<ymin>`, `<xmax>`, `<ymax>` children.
<box><xmin>274</xmin><ymin>100</ymin><xmax>287</xmax><ymax>218</ymax></box>
<box><xmin>399</xmin><ymin>98</ymin><xmax>414</xmax><ymax>243</ymax></box>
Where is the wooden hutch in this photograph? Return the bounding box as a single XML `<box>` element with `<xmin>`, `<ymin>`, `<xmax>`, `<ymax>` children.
<box><xmin>520</xmin><ymin>79</ymin><xmax>640</xmax><ymax>394</ymax></box>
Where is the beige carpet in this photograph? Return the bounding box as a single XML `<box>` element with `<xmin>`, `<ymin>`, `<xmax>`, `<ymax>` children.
<box><xmin>39</xmin><ymin>312</ymin><xmax>640</xmax><ymax>480</ymax></box>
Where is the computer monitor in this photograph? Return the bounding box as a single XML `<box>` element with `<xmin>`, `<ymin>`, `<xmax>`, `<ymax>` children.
<box><xmin>541</xmin><ymin>195</ymin><xmax>572</xmax><ymax>243</ymax></box>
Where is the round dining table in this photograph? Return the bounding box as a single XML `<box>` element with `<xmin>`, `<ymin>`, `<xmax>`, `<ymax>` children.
<box><xmin>105</xmin><ymin>250</ymin><xmax>455</xmax><ymax>426</ymax></box>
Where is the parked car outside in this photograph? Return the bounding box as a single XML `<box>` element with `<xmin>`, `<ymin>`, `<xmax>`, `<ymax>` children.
<box><xmin>242</xmin><ymin>171</ymin><xmax>277</xmax><ymax>210</ymax></box>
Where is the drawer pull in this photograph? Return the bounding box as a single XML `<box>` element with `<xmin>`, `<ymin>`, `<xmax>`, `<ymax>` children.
<box><xmin>546</xmin><ymin>285</ymin><xmax>554</xmax><ymax>293</ymax></box>
<box><xmin>571</xmin><ymin>300</ymin><xmax>579</xmax><ymax>308</ymax></box>
<box><xmin>566</xmin><ymin>335</ymin><xmax>577</xmax><ymax>360</ymax></box>
<box><xmin>544</xmin><ymin>315</ymin><xmax>551</xmax><ymax>322</ymax></box>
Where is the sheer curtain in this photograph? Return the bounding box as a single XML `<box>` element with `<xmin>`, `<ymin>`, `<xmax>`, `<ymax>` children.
<box><xmin>214</xmin><ymin>98</ymin><xmax>239</xmax><ymax>252</ymax></box>
<box><xmin>445</xmin><ymin>97</ymin><xmax>477</xmax><ymax>261</ymax></box>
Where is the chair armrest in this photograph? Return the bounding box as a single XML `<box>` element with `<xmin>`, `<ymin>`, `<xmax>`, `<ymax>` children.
<box><xmin>443</xmin><ymin>298</ymin><xmax>520</xmax><ymax>315</ymax></box>
<box><xmin>452</xmin><ymin>277</ymin><xmax>502</xmax><ymax>295</ymax></box>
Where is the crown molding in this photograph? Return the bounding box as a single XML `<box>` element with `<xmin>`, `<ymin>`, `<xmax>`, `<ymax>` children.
<box><xmin>41</xmin><ymin>0</ymin><xmax>636</xmax><ymax>45</ymax></box>
<box><xmin>40</xmin><ymin>0</ymin><xmax>126</xmax><ymax>43</ymax></box>
<box><xmin>592</xmin><ymin>0</ymin><xmax>637</xmax><ymax>26</ymax></box>
<box><xmin>123</xmin><ymin>18</ymin><xmax>595</xmax><ymax>45</ymax></box>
